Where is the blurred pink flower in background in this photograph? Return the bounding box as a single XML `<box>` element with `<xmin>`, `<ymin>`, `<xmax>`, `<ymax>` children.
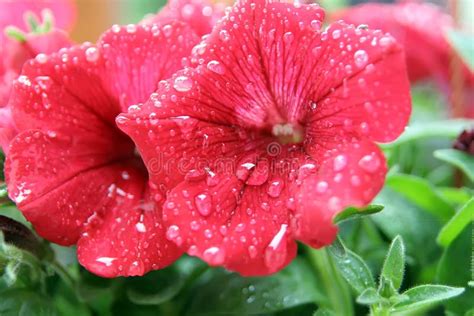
<box><xmin>142</xmin><ymin>0</ymin><xmax>226</xmax><ymax>36</ymax></box>
<box><xmin>0</xmin><ymin>0</ymin><xmax>76</xmax><ymax>153</ymax></box>
<box><xmin>335</xmin><ymin>1</ymin><xmax>473</xmax><ymax>117</ymax></box>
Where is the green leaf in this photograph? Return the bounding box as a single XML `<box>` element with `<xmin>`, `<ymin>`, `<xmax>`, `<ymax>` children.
<box><xmin>434</xmin><ymin>149</ymin><xmax>474</xmax><ymax>182</ymax></box>
<box><xmin>373</xmin><ymin>188</ymin><xmax>442</xmax><ymax>266</ymax></box>
<box><xmin>391</xmin><ymin>285</ymin><xmax>464</xmax><ymax>313</ymax></box>
<box><xmin>126</xmin><ymin>256</ymin><xmax>205</xmax><ymax>305</ymax></box>
<box><xmin>446</xmin><ymin>29</ymin><xmax>474</xmax><ymax>71</ymax></box>
<box><xmin>186</xmin><ymin>258</ymin><xmax>324</xmax><ymax>315</ymax></box>
<box><xmin>328</xmin><ymin>238</ymin><xmax>375</xmax><ymax>294</ymax></box>
<box><xmin>356</xmin><ymin>288</ymin><xmax>384</xmax><ymax>305</ymax></box>
<box><xmin>384</xmin><ymin>119</ymin><xmax>474</xmax><ymax>148</ymax></box>
<box><xmin>437</xmin><ymin>198</ymin><xmax>474</xmax><ymax>247</ymax></box>
<box><xmin>437</xmin><ymin>226</ymin><xmax>474</xmax><ymax>314</ymax></box>
<box><xmin>0</xmin><ymin>289</ymin><xmax>57</xmax><ymax>316</ymax></box>
<box><xmin>380</xmin><ymin>236</ymin><xmax>405</xmax><ymax>291</ymax></box>
<box><xmin>438</xmin><ymin>187</ymin><xmax>473</xmax><ymax>207</ymax></box>
<box><xmin>387</xmin><ymin>174</ymin><xmax>455</xmax><ymax>222</ymax></box>
<box><xmin>333</xmin><ymin>205</ymin><xmax>384</xmax><ymax>224</ymax></box>
<box><xmin>319</xmin><ymin>0</ymin><xmax>348</xmax><ymax>11</ymax></box>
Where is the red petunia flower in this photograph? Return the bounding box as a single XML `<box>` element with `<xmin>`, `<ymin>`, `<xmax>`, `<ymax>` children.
<box><xmin>142</xmin><ymin>0</ymin><xmax>226</xmax><ymax>36</ymax></box>
<box><xmin>6</xmin><ymin>22</ymin><xmax>200</xmax><ymax>277</ymax></box>
<box><xmin>0</xmin><ymin>9</ymin><xmax>73</xmax><ymax>153</ymax></box>
<box><xmin>118</xmin><ymin>0</ymin><xmax>411</xmax><ymax>275</ymax></box>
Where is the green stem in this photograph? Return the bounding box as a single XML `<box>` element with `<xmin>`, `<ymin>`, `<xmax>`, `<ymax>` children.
<box><xmin>50</xmin><ymin>260</ymin><xmax>76</xmax><ymax>290</ymax></box>
<box><xmin>307</xmin><ymin>247</ymin><xmax>354</xmax><ymax>316</ymax></box>
<box><xmin>371</xmin><ymin>304</ymin><xmax>391</xmax><ymax>316</ymax></box>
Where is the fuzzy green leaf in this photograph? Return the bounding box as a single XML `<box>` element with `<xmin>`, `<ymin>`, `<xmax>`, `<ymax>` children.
<box><xmin>392</xmin><ymin>285</ymin><xmax>464</xmax><ymax>313</ymax></box>
<box><xmin>329</xmin><ymin>238</ymin><xmax>375</xmax><ymax>294</ymax></box>
<box><xmin>380</xmin><ymin>236</ymin><xmax>405</xmax><ymax>291</ymax></box>
<box><xmin>356</xmin><ymin>288</ymin><xmax>384</xmax><ymax>305</ymax></box>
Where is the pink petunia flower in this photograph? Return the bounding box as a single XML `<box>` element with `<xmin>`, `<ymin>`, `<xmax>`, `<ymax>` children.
<box><xmin>142</xmin><ymin>0</ymin><xmax>227</xmax><ymax>36</ymax></box>
<box><xmin>5</xmin><ymin>22</ymin><xmax>200</xmax><ymax>277</ymax></box>
<box><xmin>118</xmin><ymin>0</ymin><xmax>412</xmax><ymax>275</ymax></box>
<box><xmin>334</xmin><ymin>1</ymin><xmax>453</xmax><ymax>83</ymax></box>
<box><xmin>0</xmin><ymin>9</ymin><xmax>73</xmax><ymax>153</ymax></box>
<box><xmin>334</xmin><ymin>1</ymin><xmax>474</xmax><ymax>117</ymax></box>
<box><xmin>0</xmin><ymin>0</ymin><xmax>76</xmax><ymax>32</ymax></box>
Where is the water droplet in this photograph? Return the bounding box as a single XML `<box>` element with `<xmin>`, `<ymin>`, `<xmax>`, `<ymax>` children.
<box><xmin>328</xmin><ymin>196</ymin><xmax>342</xmax><ymax>211</ymax></box>
<box><xmin>284</xmin><ymin>31</ymin><xmax>294</xmax><ymax>43</ymax></box>
<box><xmin>207</xmin><ymin>60</ymin><xmax>225</xmax><ymax>74</ymax></box>
<box><xmin>333</xmin><ymin>154</ymin><xmax>348</xmax><ymax>171</ymax></box>
<box><xmin>163</xmin><ymin>24</ymin><xmax>173</xmax><ymax>37</ymax></box>
<box><xmin>203</xmin><ymin>247</ymin><xmax>225</xmax><ymax>265</ymax></box>
<box><xmin>85</xmin><ymin>47</ymin><xmax>100</xmax><ymax>62</ymax></box>
<box><xmin>173</xmin><ymin>76</ymin><xmax>193</xmax><ymax>92</ymax></box>
<box><xmin>166</xmin><ymin>225</ymin><xmax>180</xmax><ymax>241</ymax></box>
<box><xmin>195</xmin><ymin>192</ymin><xmax>212</xmax><ymax>216</ymax></box>
<box><xmin>112</xmin><ymin>24</ymin><xmax>121</xmax><ymax>33</ymax></box>
<box><xmin>219</xmin><ymin>30</ymin><xmax>230</xmax><ymax>41</ymax></box>
<box><xmin>264</xmin><ymin>224</ymin><xmax>288</xmax><ymax>272</ymax></box>
<box><xmin>35</xmin><ymin>53</ymin><xmax>48</xmax><ymax>64</ymax></box>
<box><xmin>351</xmin><ymin>175</ymin><xmax>361</xmax><ymax>187</ymax></box>
<box><xmin>354</xmin><ymin>49</ymin><xmax>368</xmax><ymax>68</ymax></box>
<box><xmin>248</xmin><ymin>245</ymin><xmax>258</xmax><ymax>258</ymax></box>
<box><xmin>135</xmin><ymin>222</ymin><xmax>146</xmax><ymax>233</ymax></box>
<box><xmin>267</xmin><ymin>179</ymin><xmax>284</xmax><ymax>198</ymax></box>
<box><xmin>358</xmin><ymin>153</ymin><xmax>381</xmax><ymax>173</ymax></box>
<box><xmin>316</xmin><ymin>181</ymin><xmax>328</xmax><ymax>193</ymax></box>
<box><xmin>126</xmin><ymin>24</ymin><xmax>137</xmax><ymax>33</ymax></box>
<box><xmin>332</xmin><ymin>29</ymin><xmax>341</xmax><ymax>39</ymax></box>
<box><xmin>96</xmin><ymin>257</ymin><xmax>117</xmax><ymax>267</ymax></box>
<box><xmin>310</xmin><ymin>20</ymin><xmax>321</xmax><ymax>30</ymax></box>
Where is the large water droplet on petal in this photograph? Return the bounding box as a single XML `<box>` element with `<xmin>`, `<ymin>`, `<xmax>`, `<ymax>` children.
<box><xmin>195</xmin><ymin>192</ymin><xmax>213</xmax><ymax>216</ymax></box>
<box><xmin>85</xmin><ymin>47</ymin><xmax>100</xmax><ymax>62</ymax></box>
<box><xmin>173</xmin><ymin>76</ymin><xmax>193</xmax><ymax>92</ymax></box>
<box><xmin>207</xmin><ymin>60</ymin><xmax>225</xmax><ymax>74</ymax></box>
<box><xmin>264</xmin><ymin>224</ymin><xmax>288</xmax><ymax>272</ymax></box>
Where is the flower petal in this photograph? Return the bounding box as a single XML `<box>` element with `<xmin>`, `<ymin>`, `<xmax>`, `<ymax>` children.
<box><xmin>120</xmin><ymin>1</ymin><xmax>326</xmax><ymax>129</ymax></box>
<box><xmin>305</xmin><ymin>22</ymin><xmax>411</xmax><ymax>143</ymax></box>
<box><xmin>99</xmin><ymin>22</ymin><xmax>199</xmax><ymax>110</ymax></box>
<box><xmin>77</xmin><ymin>167</ymin><xmax>182</xmax><ymax>278</ymax></box>
<box><xmin>334</xmin><ymin>2</ymin><xmax>453</xmax><ymax>82</ymax></box>
<box><xmin>5</xmin><ymin>129</ymin><xmax>137</xmax><ymax>244</ymax></box>
<box><xmin>117</xmin><ymin>115</ymin><xmax>264</xmax><ymax>192</ymax></box>
<box><xmin>163</xmin><ymin>171</ymin><xmax>297</xmax><ymax>276</ymax></box>
<box><xmin>293</xmin><ymin>140</ymin><xmax>387</xmax><ymax>248</ymax></box>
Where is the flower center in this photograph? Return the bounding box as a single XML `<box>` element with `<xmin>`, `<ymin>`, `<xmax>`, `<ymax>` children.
<box><xmin>271</xmin><ymin>123</ymin><xmax>304</xmax><ymax>144</ymax></box>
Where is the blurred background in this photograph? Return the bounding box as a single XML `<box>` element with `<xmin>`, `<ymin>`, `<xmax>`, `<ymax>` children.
<box><xmin>70</xmin><ymin>0</ymin><xmax>473</xmax><ymax>42</ymax></box>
